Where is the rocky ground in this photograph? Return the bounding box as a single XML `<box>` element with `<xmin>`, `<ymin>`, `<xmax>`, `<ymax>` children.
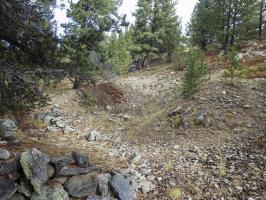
<box><xmin>1</xmin><ymin>44</ymin><xmax>266</xmax><ymax>200</ymax></box>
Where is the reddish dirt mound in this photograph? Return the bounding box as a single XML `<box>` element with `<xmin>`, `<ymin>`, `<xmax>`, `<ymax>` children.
<box><xmin>94</xmin><ymin>83</ymin><xmax>125</xmax><ymax>106</ymax></box>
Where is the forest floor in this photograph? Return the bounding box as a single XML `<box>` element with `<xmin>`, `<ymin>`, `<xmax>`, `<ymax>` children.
<box><xmin>3</xmin><ymin>44</ymin><xmax>266</xmax><ymax>200</ymax></box>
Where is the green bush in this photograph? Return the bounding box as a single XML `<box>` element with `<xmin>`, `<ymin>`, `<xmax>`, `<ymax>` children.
<box><xmin>227</xmin><ymin>47</ymin><xmax>243</xmax><ymax>84</ymax></box>
<box><xmin>182</xmin><ymin>50</ymin><xmax>209</xmax><ymax>97</ymax></box>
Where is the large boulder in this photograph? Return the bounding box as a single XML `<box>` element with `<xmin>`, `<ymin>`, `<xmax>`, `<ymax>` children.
<box><xmin>110</xmin><ymin>173</ymin><xmax>136</xmax><ymax>200</ymax></box>
<box><xmin>0</xmin><ymin>119</ymin><xmax>17</xmax><ymax>140</ymax></box>
<box><xmin>20</xmin><ymin>148</ymin><xmax>50</xmax><ymax>194</ymax></box>
<box><xmin>64</xmin><ymin>173</ymin><xmax>98</xmax><ymax>198</ymax></box>
<box><xmin>31</xmin><ymin>184</ymin><xmax>69</xmax><ymax>200</ymax></box>
<box><xmin>0</xmin><ymin>177</ymin><xmax>18</xmax><ymax>200</ymax></box>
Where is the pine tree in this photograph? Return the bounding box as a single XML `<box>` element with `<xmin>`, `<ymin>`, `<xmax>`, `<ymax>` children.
<box><xmin>188</xmin><ymin>0</ymin><xmax>261</xmax><ymax>51</ymax></box>
<box><xmin>102</xmin><ymin>32</ymin><xmax>133</xmax><ymax>75</ymax></box>
<box><xmin>132</xmin><ymin>0</ymin><xmax>157</xmax><ymax>69</ymax></box>
<box><xmin>158</xmin><ymin>0</ymin><xmax>182</xmax><ymax>62</ymax></box>
<box><xmin>63</xmin><ymin>0</ymin><xmax>121</xmax><ymax>88</ymax></box>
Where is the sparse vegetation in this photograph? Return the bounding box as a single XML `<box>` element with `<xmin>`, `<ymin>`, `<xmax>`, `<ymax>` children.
<box><xmin>225</xmin><ymin>48</ymin><xmax>244</xmax><ymax>84</ymax></box>
<box><xmin>182</xmin><ymin>50</ymin><xmax>209</xmax><ymax>97</ymax></box>
<box><xmin>0</xmin><ymin>1</ymin><xmax>265</xmax><ymax>200</ymax></box>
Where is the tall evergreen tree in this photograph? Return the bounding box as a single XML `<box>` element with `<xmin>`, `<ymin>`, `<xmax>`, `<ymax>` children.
<box><xmin>62</xmin><ymin>0</ymin><xmax>122</xmax><ymax>88</ymax></box>
<box><xmin>157</xmin><ymin>0</ymin><xmax>182</xmax><ymax>62</ymax></box>
<box><xmin>132</xmin><ymin>0</ymin><xmax>157</xmax><ymax>69</ymax></box>
<box><xmin>188</xmin><ymin>0</ymin><xmax>260</xmax><ymax>51</ymax></box>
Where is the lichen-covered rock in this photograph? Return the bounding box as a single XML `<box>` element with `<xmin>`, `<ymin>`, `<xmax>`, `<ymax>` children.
<box><xmin>47</xmin><ymin>184</ymin><xmax>69</xmax><ymax>200</ymax></box>
<box><xmin>31</xmin><ymin>184</ymin><xmax>69</xmax><ymax>200</ymax></box>
<box><xmin>64</xmin><ymin>173</ymin><xmax>98</xmax><ymax>198</ymax></box>
<box><xmin>20</xmin><ymin>148</ymin><xmax>50</xmax><ymax>194</ymax></box>
<box><xmin>110</xmin><ymin>173</ymin><xmax>136</xmax><ymax>200</ymax></box>
<box><xmin>0</xmin><ymin>119</ymin><xmax>17</xmax><ymax>140</ymax></box>
<box><xmin>0</xmin><ymin>177</ymin><xmax>18</xmax><ymax>200</ymax></box>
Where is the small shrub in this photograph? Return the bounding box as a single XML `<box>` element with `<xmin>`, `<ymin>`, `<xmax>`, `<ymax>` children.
<box><xmin>226</xmin><ymin>48</ymin><xmax>244</xmax><ymax>84</ymax></box>
<box><xmin>173</xmin><ymin>47</ymin><xmax>188</xmax><ymax>71</ymax></box>
<box><xmin>82</xmin><ymin>92</ymin><xmax>98</xmax><ymax>106</ymax></box>
<box><xmin>182</xmin><ymin>50</ymin><xmax>209</xmax><ymax>97</ymax></box>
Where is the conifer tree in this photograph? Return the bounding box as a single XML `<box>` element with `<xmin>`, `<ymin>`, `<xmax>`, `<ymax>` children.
<box><xmin>160</xmin><ymin>0</ymin><xmax>181</xmax><ymax>62</ymax></box>
<box><xmin>188</xmin><ymin>0</ymin><xmax>261</xmax><ymax>51</ymax></box>
<box><xmin>132</xmin><ymin>0</ymin><xmax>157</xmax><ymax>69</ymax></box>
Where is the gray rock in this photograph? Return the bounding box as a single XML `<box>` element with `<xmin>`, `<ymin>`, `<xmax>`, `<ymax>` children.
<box><xmin>47</xmin><ymin>163</ymin><xmax>55</xmax><ymax>178</ymax></box>
<box><xmin>51</xmin><ymin>177</ymin><xmax>68</xmax><ymax>185</ymax></box>
<box><xmin>47</xmin><ymin>126</ymin><xmax>61</xmax><ymax>132</ymax></box>
<box><xmin>196</xmin><ymin>112</ymin><xmax>205</xmax><ymax>124</ymax></box>
<box><xmin>56</xmin><ymin>166</ymin><xmax>99</xmax><ymax>176</ymax></box>
<box><xmin>85</xmin><ymin>130</ymin><xmax>102</xmax><ymax>141</ymax></box>
<box><xmin>138</xmin><ymin>180</ymin><xmax>154</xmax><ymax>193</ymax></box>
<box><xmin>31</xmin><ymin>184</ymin><xmax>69</xmax><ymax>200</ymax></box>
<box><xmin>18</xmin><ymin>179</ymin><xmax>33</xmax><ymax>198</ymax></box>
<box><xmin>129</xmin><ymin>65</ymin><xmax>137</xmax><ymax>73</ymax></box>
<box><xmin>97</xmin><ymin>174</ymin><xmax>112</xmax><ymax>197</ymax></box>
<box><xmin>72</xmin><ymin>151</ymin><xmax>90</xmax><ymax>168</ymax></box>
<box><xmin>63</xmin><ymin>126</ymin><xmax>75</xmax><ymax>134</ymax></box>
<box><xmin>0</xmin><ymin>148</ymin><xmax>11</xmax><ymax>160</ymax></box>
<box><xmin>41</xmin><ymin>113</ymin><xmax>53</xmax><ymax>125</ymax></box>
<box><xmin>196</xmin><ymin>112</ymin><xmax>212</xmax><ymax>127</ymax></box>
<box><xmin>110</xmin><ymin>173</ymin><xmax>136</xmax><ymax>200</ymax></box>
<box><xmin>47</xmin><ymin>184</ymin><xmax>69</xmax><ymax>200</ymax></box>
<box><xmin>0</xmin><ymin>156</ymin><xmax>21</xmax><ymax>175</ymax></box>
<box><xmin>0</xmin><ymin>119</ymin><xmax>16</xmax><ymax>140</ymax></box>
<box><xmin>56</xmin><ymin>120</ymin><xmax>66</xmax><ymax>128</ymax></box>
<box><xmin>9</xmin><ymin>193</ymin><xmax>26</xmax><ymax>200</ymax></box>
<box><xmin>64</xmin><ymin>173</ymin><xmax>98</xmax><ymax>198</ymax></box>
<box><xmin>20</xmin><ymin>148</ymin><xmax>50</xmax><ymax>194</ymax></box>
<box><xmin>131</xmin><ymin>155</ymin><xmax>141</xmax><ymax>165</ymax></box>
<box><xmin>50</xmin><ymin>155</ymin><xmax>74</xmax><ymax>170</ymax></box>
<box><xmin>86</xmin><ymin>195</ymin><xmax>117</xmax><ymax>200</ymax></box>
<box><xmin>0</xmin><ymin>177</ymin><xmax>18</xmax><ymax>200</ymax></box>
<box><xmin>251</xmin><ymin>50</ymin><xmax>266</xmax><ymax>57</ymax></box>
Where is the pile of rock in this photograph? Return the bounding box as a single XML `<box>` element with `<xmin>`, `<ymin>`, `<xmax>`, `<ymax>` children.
<box><xmin>0</xmin><ymin>148</ymin><xmax>137</xmax><ymax>200</ymax></box>
<box><xmin>0</xmin><ymin>119</ymin><xmax>17</xmax><ymax>143</ymax></box>
<box><xmin>41</xmin><ymin>105</ymin><xmax>75</xmax><ymax>134</ymax></box>
<box><xmin>167</xmin><ymin>106</ymin><xmax>213</xmax><ymax>130</ymax></box>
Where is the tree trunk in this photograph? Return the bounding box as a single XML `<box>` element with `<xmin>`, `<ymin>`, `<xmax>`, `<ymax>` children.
<box><xmin>259</xmin><ymin>0</ymin><xmax>265</xmax><ymax>40</ymax></box>
<box><xmin>73</xmin><ymin>76</ymin><xmax>81</xmax><ymax>89</ymax></box>
<box><xmin>224</xmin><ymin>0</ymin><xmax>233</xmax><ymax>53</ymax></box>
<box><xmin>230</xmin><ymin>9</ymin><xmax>237</xmax><ymax>46</ymax></box>
<box><xmin>142</xmin><ymin>54</ymin><xmax>150</xmax><ymax>68</ymax></box>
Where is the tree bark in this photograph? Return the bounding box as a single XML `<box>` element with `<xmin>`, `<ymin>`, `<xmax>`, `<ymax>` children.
<box><xmin>230</xmin><ymin>8</ymin><xmax>237</xmax><ymax>46</ymax></box>
<box><xmin>224</xmin><ymin>0</ymin><xmax>233</xmax><ymax>53</ymax></box>
<box><xmin>259</xmin><ymin>0</ymin><xmax>265</xmax><ymax>40</ymax></box>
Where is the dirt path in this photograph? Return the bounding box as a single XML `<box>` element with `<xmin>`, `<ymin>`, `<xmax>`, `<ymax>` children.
<box><xmin>17</xmin><ymin>62</ymin><xmax>266</xmax><ymax>200</ymax></box>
